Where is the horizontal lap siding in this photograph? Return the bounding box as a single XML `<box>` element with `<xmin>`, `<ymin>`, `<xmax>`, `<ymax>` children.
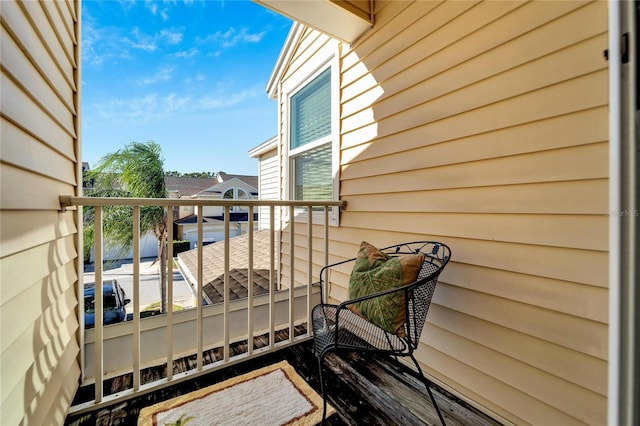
<box><xmin>257</xmin><ymin>149</ymin><xmax>280</xmax><ymax>230</ymax></box>
<box><xmin>0</xmin><ymin>1</ymin><xmax>80</xmax><ymax>425</ymax></box>
<box><xmin>333</xmin><ymin>0</ymin><xmax>608</xmax><ymax>424</ymax></box>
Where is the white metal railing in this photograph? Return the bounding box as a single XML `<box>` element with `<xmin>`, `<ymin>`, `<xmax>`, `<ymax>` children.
<box><xmin>59</xmin><ymin>196</ymin><xmax>346</xmax><ymax>413</ymax></box>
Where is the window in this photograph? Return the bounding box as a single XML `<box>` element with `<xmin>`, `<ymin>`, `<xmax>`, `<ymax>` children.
<box><xmin>286</xmin><ymin>61</ymin><xmax>338</xmax><ymax>224</ymax></box>
<box><xmin>223</xmin><ymin>187</ymin><xmax>249</xmax><ymax>212</ymax></box>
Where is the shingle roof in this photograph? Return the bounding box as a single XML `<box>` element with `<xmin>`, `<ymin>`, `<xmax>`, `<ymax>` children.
<box><xmin>164</xmin><ymin>176</ymin><xmax>219</xmax><ymax>197</ymax></box>
<box><xmin>217</xmin><ymin>173</ymin><xmax>258</xmax><ymax>189</ymax></box>
<box><xmin>177</xmin><ymin>229</ymin><xmax>274</xmax><ymax>305</ymax></box>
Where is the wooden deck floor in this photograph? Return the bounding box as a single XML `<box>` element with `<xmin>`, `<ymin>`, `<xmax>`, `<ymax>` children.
<box><xmin>65</xmin><ymin>337</ymin><xmax>501</xmax><ymax>426</ymax></box>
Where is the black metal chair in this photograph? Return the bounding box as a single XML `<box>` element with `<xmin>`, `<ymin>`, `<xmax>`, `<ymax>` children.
<box><xmin>311</xmin><ymin>241</ymin><xmax>451</xmax><ymax>425</ymax></box>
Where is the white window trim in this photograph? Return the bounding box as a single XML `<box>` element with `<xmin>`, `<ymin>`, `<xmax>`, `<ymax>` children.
<box><xmin>282</xmin><ymin>49</ymin><xmax>340</xmax><ymax>226</ymax></box>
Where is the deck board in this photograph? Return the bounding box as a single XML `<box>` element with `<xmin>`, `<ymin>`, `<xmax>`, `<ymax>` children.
<box><xmin>65</xmin><ymin>334</ymin><xmax>501</xmax><ymax>426</ymax></box>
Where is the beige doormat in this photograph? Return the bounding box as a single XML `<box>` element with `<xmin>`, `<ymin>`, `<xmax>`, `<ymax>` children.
<box><xmin>137</xmin><ymin>361</ymin><xmax>334</xmax><ymax>425</ymax></box>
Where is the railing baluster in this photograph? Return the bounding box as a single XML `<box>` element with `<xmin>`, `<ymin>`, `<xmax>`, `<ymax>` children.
<box><xmin>307</xmin><ymin>206</ymin><xmax>313</xmax><ymax>338</ymax></box>
<box><xmin>289</xmin><ymin>205</ymin><xmax>295</xmax><ymax>342</ymax></box>
<box><xmin>166</xmin><ymin>206</ymin><xmax>174</xmax><ymax>381</ymax></box>
<box><xmin>223</xmin><ymin>206</ymin><xmax>230</xmax><ymax>362</ymax></box>
<box><xmin>94</xmin><ymin>206</ymin><xmax>103</xmax><ymax>404</ymax></box>
<box><xmin>269</xmin><ymin>206</ymin><xmax>276</xmax><ymax>349</ymax></box>
<box><xmin>247</xmin><ymin>206</ymin><xmax>254</xmax><ymax>356</ymax></box>
<box><xmin>132</xmin><ymin>206</ymin><xmax>141</xmax><ymax>391</ymax></box>
<box><xmin>196</xmin><ymin>208</ymin><xmax>203</xmax><ymax>371</ymax></box>
<box><xmin>324</xmin><ymin>207</ymin><xmax>329</xmax><ymax>302</ymax></box>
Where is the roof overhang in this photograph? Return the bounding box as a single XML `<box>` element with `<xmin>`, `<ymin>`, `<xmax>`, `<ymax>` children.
<box><xmin>254</xmin><ymin>0</ymin><xmax>372</xmax><ymax>44</ymax></box>
<box><xmin>265</xmin><ymin>22</ymin><xmax>303</xmax><ymax>99</ymax></box>
<box><xmin>248</xmin><ymin>135</ymin><xmax>278</xmax><ymax>158</ymax></box>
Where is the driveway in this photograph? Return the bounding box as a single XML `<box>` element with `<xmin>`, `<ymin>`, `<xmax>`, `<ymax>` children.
<box><xmin>83</xmin><ymin>258</ymin><xmax>195</xmax><ymax>312</ymax></box>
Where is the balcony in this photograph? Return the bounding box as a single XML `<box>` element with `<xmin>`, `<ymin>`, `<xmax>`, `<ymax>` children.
<box><xmin>60</xmin><ymin>196</ymin><xmax>499</xmax><ymax>425</ymax></box>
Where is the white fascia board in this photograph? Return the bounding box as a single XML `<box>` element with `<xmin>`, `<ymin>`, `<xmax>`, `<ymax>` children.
<box><xmin>266</xmin><ymin>22</ymin><xmax>303</xmax><ymax>99</ymax></box>
<box><xmin>248</xmin><ymin>135</ymin><xmax>278</xmax><ymax>158</ymax></box>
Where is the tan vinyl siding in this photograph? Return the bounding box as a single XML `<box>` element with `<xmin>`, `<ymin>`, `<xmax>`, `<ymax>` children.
<box><xmin>0</xmin><ymin>0</ymin><xmax>81</xmax><ymax>425</ymax></box>
<box><xmin>257</xmin><ymin>147</ymin><xmax>281</xmax><ymax>230</ymax></box>
<box><xmin>276</xmin><ymin>0</ymin><xmax>608</xmax><ymax>424</ymax></box>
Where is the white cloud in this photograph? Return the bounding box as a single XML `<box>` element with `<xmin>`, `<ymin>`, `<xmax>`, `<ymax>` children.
<box><xmin>128</xmin><ymin>27</ymin><xmax>183</xmax><ymax>52</ymax></box>
<box><xmin>160</xmin><ymin>29</ymin><xmax>183</xmax><ymax>45</ymax></box>
<box><xmin>93</xmin><ymin>92</ymin><xmax>192</xmax><ymax>124</ymax></box>
<box><xmin>145</xmin><ymin>1</ymin><xmax>158</xmax><ymax>15</ymax></box>
<box><xmin>165</xmin><ymin>92</ymin><xmax>191</xmax><ymax>112</ymax></box>
<box><xmin>197</xmin><ymin>85</ymin><xmax>262</xmax><ymax>110</ymax></box>
<box><xmin>137</xmin><ymin>66</ymin><xmax>174</xmax><ymax>85</ymax></box>
<box><xmin>172</xmin><ymin>47</ymin><xmax>199</xmax><ymax>59</ymax></box>
<box><xmin>116</xmin><ymin>0</ymin><xmax>137</xmax><ymax>11</ymax></box>
<box><xmin>198</xmin><ymin>27</ymin><xmax>266</xmax><ymax>51</ymax></box>
<box><xmin>90</xmin><ymin>83</ymin><xmax>262</xmax><ymax>125</ymax></box>
<box><xmin>81</xmin><ymin>15</ymin><xmax>134</xmax><ymax>66</ymax></box>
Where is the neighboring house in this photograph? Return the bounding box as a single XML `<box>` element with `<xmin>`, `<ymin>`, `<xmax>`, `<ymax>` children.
<box><xmin>216</xmin><ymin>172</ymin><xmax>259</xmax><ymax>190</ymax></box>
<box><xmin>164</xmin><ymin>175</ymin><xmax>219</xmax><ymax>220</ymax></box>
<box><xmin>175</xmin><ymin>175</ymin><xmax>259</xmax><ymax>248</ymax></box>
<box><xmin>195</xmin><ymin>175</ymin><xmax>258</xmax><ymax>217</ymax></box>
<box><xmin>248</xmin><ymin>136</ymin><xmax>280</xmax><ymax>230</ymax></box>
<box><xmin>86</xmin><ymin>175</ymin><xmax>218</xmax><ymax>261</ymax></box>
<box><xmin>1</xmin><ymin>2</ymin><xmax>637</xmax><ymax>426</ymax></box>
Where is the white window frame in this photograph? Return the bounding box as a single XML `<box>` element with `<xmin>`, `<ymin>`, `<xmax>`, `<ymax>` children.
<box><xmin>282</xmin><ymin>51</ymin><xmax>340</xmax><ymax>226</ymax></box>
<box><xmin>223</xmin><ymin>187</ymin><xmax>250</xmax><ymax>212</ymax></box>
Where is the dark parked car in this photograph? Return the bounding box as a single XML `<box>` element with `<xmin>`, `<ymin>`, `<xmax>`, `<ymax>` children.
<box><xmin>84</xmin><ymin>279</ymin><xmax>130</xmax><ymax>329</ymax></box>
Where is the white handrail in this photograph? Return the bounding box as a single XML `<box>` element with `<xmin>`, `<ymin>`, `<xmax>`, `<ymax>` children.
<box><xmin>61</xmin><ymin>195</ymin><xmax>346</xmax><ymax>209</ymax></box>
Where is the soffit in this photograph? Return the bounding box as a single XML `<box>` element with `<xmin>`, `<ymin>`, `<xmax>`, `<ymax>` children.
<box><xmin>254</xmin><ymin>0</ymin><xmax>372</xmax><ymax>45</ymax></box>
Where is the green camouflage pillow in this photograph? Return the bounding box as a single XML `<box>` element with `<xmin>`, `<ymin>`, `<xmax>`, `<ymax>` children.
<box><xmin>348</xmin><ymin>242</ymin><xmax>424</xmax><ymax>337</ymax></box>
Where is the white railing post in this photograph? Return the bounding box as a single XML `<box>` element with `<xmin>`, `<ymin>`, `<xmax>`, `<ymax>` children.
<box><xmin>247</xmin><ymin>206</ymin><xmax>254</xmax><ymax>356</ymax></box>
<box><xmin>166</xmin><ymin>206</ymin><xmax>174</xmax><ymax>381</ymax></box>
<box><xmin>197</xmin><ymin>208</ymin><xmax>204</xmax><ymax>371</ymax></box>
<box><xmin>289</xmin><ymin>205</ymin><xmax>296</xmax><ymax>342</ymax></box>
<box><xmin>324</xmin><ymin>207</ymin><xmax>329</xmax><ymax>302</ymax></box>
<box><xmin>223</xmin><ymin>206</ymin><xmax>231</xmax><ymax>362</ymax></box>
<box><xmin>269</xmin><ymin>206</ymin><xmax>276</xmax><ymax>349</ymax></box>
<box><xmin>307</xmin><ymin>206</ymin><xmax>313</xmax><ymax>337</ymax></box>
<box><xmin>132</xmin><ymin>206</ymin><xmax>141</xmax><ymax>391</ymax></box>
<box><xmin>93</xmin><ymin>206</ymin><xmax>104</xmax><ymax>403</ymax></box>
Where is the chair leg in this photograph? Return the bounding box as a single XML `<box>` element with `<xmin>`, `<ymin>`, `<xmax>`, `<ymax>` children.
<box><xmin>318</xmin><ymin>353</ymin><xmax>329</xmax><ymax>425</ymax></box>
<box><xmin>409</xmin><ymin>354</ymin><xmax>446</xmax><ymax>426</ymax></box>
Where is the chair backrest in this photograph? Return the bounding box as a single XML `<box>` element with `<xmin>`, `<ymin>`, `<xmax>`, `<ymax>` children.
<box><xmin>381</xmin><ymin>242</ymin><xmax>451</xmax><ymax>349</ymax></box>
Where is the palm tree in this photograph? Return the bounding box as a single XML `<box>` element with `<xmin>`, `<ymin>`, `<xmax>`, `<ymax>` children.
<box><xmin>85</xmin><ymin>141</ymin><xmax>170</xmax><ymax>312</ymax></box>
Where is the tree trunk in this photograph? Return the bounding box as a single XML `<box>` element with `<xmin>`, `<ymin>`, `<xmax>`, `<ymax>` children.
<box><xmin>158</xmin><ymin>225</ymin><xmax>168</xmax><ymax>313</ymax></box>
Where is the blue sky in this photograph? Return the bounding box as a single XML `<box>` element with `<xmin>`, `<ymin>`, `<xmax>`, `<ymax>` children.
<box><xmin>81</xmin><ymin>0</ymin><xmax>292</xmax><ymax>175</ymax></box>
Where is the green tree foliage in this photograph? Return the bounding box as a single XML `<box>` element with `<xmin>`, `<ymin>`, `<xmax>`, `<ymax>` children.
<box><xmin>84</xmin><ymin>141</ymin><xmax>171</xmax><ymax>312</ymax></box>
<box><xmin>165</xmin><ymin>171</ymin><xmax>217</xmax><ymax>178</ymax></box>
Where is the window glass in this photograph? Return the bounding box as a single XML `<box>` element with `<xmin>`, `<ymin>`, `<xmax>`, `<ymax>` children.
<box><xmin>293</xmin><ymin>144</ymin><xmax>332</xmax><ymax>200</ymax></box>
<box><xmin>290</xmin><ymin>68</ymin><xmax>331</xmax><ymax>150</ymax></box>
<box><xmin>223</xmin><ymin>189</ymin><xmax>234</xmax><ymax>199</ymax></box>
<box><xmin>104</xmin><ymin>293</ymin><xmax>117</xmax><ymax>309</ymax></box>
<box><xmin>85</xmin><ymin>296</ymin><xmax>95</xmax><ymax>313</ymax></box>
<box><xmin>289</xmin><ymin>67</ymin><xmax>333</xmax><ymax>202</ymax></box>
